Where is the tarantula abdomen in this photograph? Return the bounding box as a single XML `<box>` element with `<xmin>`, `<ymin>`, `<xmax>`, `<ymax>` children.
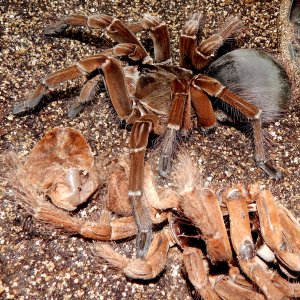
<box><xmin>207</xmin><ymin>49</ymin><xmax>291</xmax><ymax>124</ymax></box>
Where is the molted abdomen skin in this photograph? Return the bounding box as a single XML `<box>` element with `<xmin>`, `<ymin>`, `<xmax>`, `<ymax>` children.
<box><xmin>207</xmin><ymin>49</ymin><xmax>291</xmax><ymax>123</ymax></box>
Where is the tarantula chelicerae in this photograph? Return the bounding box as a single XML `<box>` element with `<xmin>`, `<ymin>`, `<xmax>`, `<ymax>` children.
<box><xmin>13</xmin><ymin>13</ymin><xmax>291</xmax><ymax>257</ymax></box>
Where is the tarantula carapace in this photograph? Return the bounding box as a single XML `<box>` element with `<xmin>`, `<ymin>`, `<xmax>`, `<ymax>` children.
<box><xmin>13</xmin><ymin>13</ymin><xmax>291</xmax><ymax>257</ymax></box>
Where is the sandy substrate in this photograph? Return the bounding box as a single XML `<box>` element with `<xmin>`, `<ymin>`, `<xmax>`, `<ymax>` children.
<box><xmin>0</xmin><ymin>0</ymin><xmax>300</xmax><ymax>299</ymax></box>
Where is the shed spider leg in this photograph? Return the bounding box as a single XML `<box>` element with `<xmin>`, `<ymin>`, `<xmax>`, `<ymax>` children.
<box><xmin>192</xmin><ymin>74</ymin><xmax>282</xmax><ymax>179</ymax></box>
<box><xmin>183</xmin><ymin>247</ymin><xmax>221</xmax><ymax>300</ymax></box>
<box><xmin>6</xmin><ymin>152</ymin><xmax>138</xmax><ymax>241</ymax></box>
<box><xmin>94</xmin><ymin>228</ymin><xmax>174</xmax><ymax>280</ymax></box>
<box><xmin>254</xmin><ymin>188</ymin><xmax>300</xmax><ymax>272</ymax></box>
<box><xmin>278</xmin><ymin>204</ymin><xmax>300</xmax><ymax>254</ymax></box>
<box><xmin>225</xmin><ymin>186</ymin><xmax>287</xmax><ymax>300</ymax></box>
<box><xmin>183</xmin><ymin>247</ymin><xmax>266</xmax><ymax>300</ymax></box>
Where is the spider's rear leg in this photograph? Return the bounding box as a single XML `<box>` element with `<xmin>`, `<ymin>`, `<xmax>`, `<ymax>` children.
<box><xmin>180</xmin><ymin>13</ymin><xmax>203</xmax><ymax>69</ymax></box>
<box><xmin>193</xmin><ymin>74</ymin><xmax>282</xmax><ymax>180</ymax></box>
<box><xmin>193</xmin><ymin>17</ymin><xmax>242</xmax><ymax>70</ymax></box>
<box><xmin>180</xmin><ymin>14</ymin><xmax>242</xmax><ymax>70</ymax></box>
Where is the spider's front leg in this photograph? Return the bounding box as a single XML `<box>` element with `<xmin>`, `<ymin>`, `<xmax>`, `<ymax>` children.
<box><xmin>44</xmin><ymin>14</ymin><xmax>147</xmax><ymax>55</ymax></box>
<box><xmin>13</xmin><ymin>54</ymin><xmax>132</xmax><ymax>119</ymax></box>
<box><xmin>192</xmin><ymin>74</ymin><xmax>282</xmax><ymax>179</ymax></box>
<box><xmin>128</xmin><ymin>114</ymin><xmax>163</xmax><ymax>258</ymax></box>
<box><xmin>45</xmin><ymin>13</ymin><xmax>170</xmax><ymax>63</ymax></box>
<box><xmin>158</xmin><ymin>78</ymin><xmax>192</xmax><ymax>177</ymax></box>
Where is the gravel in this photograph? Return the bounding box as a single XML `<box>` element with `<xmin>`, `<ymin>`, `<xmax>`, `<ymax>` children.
<box><xmin>0</xmin><ymin>0</ymin><xmax>299</xmax><ymax>299</ymax></box>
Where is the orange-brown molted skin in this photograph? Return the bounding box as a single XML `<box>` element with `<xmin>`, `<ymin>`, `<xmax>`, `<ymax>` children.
<box><xmin>24</xmin><ymin>127</ymin><xmax>94</xmax><ymax>188</ymax></box>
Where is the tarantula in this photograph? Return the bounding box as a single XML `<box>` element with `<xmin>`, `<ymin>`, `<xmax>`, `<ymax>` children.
<box><xmin>6</xmin><ymin>128</ymin><xmax>300</xmax><ymax>299</ymax></box>
<box><xmin>13</xmin><ymin>13</ymin><xmax>291</xmax><ymax>257</ymax></box>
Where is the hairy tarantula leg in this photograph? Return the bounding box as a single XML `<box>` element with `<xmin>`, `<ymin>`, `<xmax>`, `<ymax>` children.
<box><xmin>210</xmin><ymin>275</ymin><xmax>265</xmax><ymax>300</ymax></box>
<box><xmin>94</xmin><ymin>228</ymin><xmax>173</xmax><ymax>280</ymax></box>
<box><xmin>129</xmin><ymin>114</ymin><xmax>161</xmax><ymax>258</ymax></box>
<box><xmin>255</xmin><ymin>189</ymin><xmax>300</xmax><ymax>271</ymax></box>
<box><xmin>14</xmin><ymin>55</ymin><xmax>132</xmax><ymax>119</ymax></box>
<box><xmin>252</xmin><ymin>120</ymin><xmax>282</xmax><ymax>179</ymax></box>
<box><xmin>194</xmin><ymin>74</ymin><xmax>281</xmax><ymax>179</ymax></box>
<box><xmin>68</xmin><ymin>74</ymin><xmax>102</xmax><ymax>118</ymax></box>
<box><xmin>67</xmin><ymin>43</ymin><xmax>151</xmax><ymax>117</ymax></box>
<box><xmin>194</xmin><ymin>75</ymin><xmax>260</xmax><ymax>118</ymax></box>
<box><xmin>180</xmin><ymin>187</ymin><xmax>233</xmax><ymax>263</ymax></box>
<box><xmin>44</xmin><ymin>14</ymin><xmax>148</xmax><ymax>55</ymax></box>
<box><xmin>140</xmin><ymin>15</ymin><xmax>171</xmax><ymax>63</ymax></box>
<box><xmin>228</xmin><ymin>265</ymin><xmax>254</xmax><ymax>290</ymax></box>
<box><xmin>183</xmin><ymin>247</ymin><xmax>220</xmax><ymax>300</ymax></box>
<box><xmin>193</xmin><ymin>17</ymin><xmax>242</xmax><ymax>70</ymax></box>
<box><xmin>180</xmin><ymin>13</ymin><xmax>203</xmax><ymax>69</ymax></box>
<box><xmin>111</xmin><ymin>43</ymin><xmax>152</xmax><ymax>63</ymax></box>
<box><xmin>190</xmin><ymin>79</ymin><xmax>217</xmax><ymax>131</ymax></box>
<box><xmin>13</xmin><ymin>64</ymin><xmax>84</xmax><ymax>114</ymax></box>
<box><xmin>270</xmin><ymin>272</ymin><xmax>300</xmax><ymax>298</ymax></box>
<box><xmin>225</xmin><ymin>186</ymin><xmax>286</xmax><ymax>300</ymax></box>
<box><xmin>278</xmin><ymin>204</ymin><xmax>300</xmax><ymax>254</ymax></box>
<box><xmin>158</xmin><ymin>79</ymin><xmax>189</xmax><ymax>177</ymax></box>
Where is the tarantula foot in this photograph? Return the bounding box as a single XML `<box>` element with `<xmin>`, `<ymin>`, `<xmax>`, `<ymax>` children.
<box><xmin>200</xmin><ymin>125</ymin><xmax>216</xmax><ymax>136</ymax></box>
<box><xmin>257</xmin><ymin>161</ymin><xmax>282</xmax><ymax>180</ymax></box>
<box><xmin>136</xmin><ymin>228</ymin><xmax>153</xmax><ymax>258</ymax></box>
<box><xmin>13</xmin><ymin>96</ymin><xmax>43</xmax><ymax>115</ymax></box>
<box><xmin>68</xmin><ymin>101</ymin><xmax>86</xmax><ymax>118</ymax></box>
<box><xmin>44</xmin><ymin>22</ymin><xmax>69</xmax><ymax>36</ymax></box>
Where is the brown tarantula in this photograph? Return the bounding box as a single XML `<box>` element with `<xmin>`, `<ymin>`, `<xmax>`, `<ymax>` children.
<box><xmin>13</xmin><ymin>13</ymin><xmax>291</xmax><ymax>257</ymax></box>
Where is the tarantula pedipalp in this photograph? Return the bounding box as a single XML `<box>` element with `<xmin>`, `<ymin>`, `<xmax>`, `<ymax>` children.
<box><xmin>13</xmin><ymin>13</ymin><xmax>291</xmax><ymax>257</ymax></box>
